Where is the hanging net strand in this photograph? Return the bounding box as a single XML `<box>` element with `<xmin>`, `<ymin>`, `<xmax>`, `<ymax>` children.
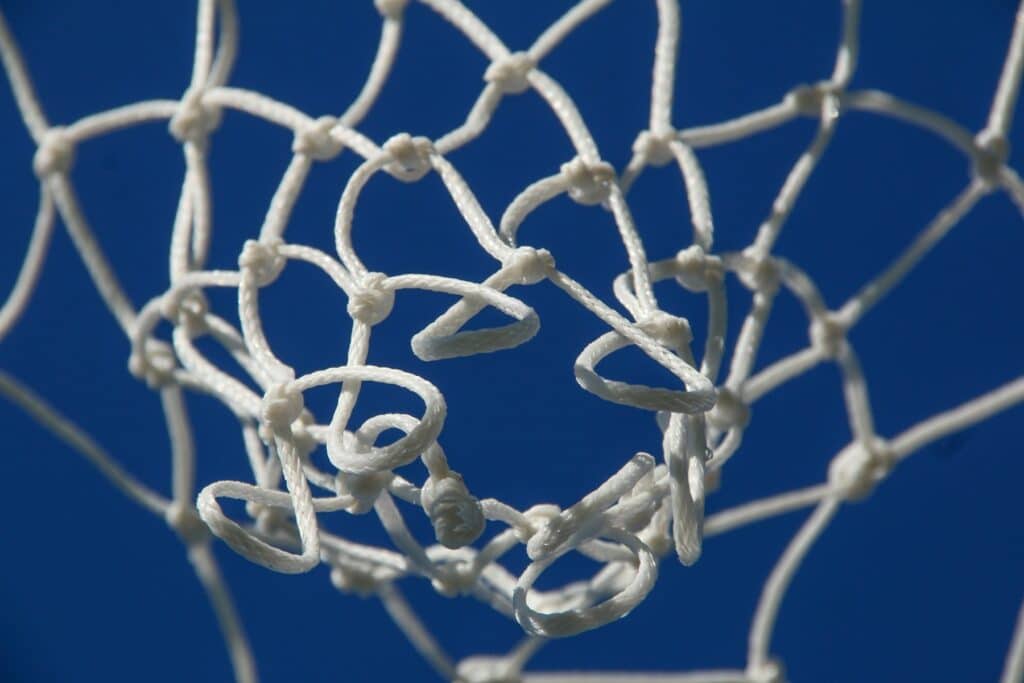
<box><xmin>1</xmin><ymin>1</ymin><xmax>1023</xmax><ymax>682</ymax></box>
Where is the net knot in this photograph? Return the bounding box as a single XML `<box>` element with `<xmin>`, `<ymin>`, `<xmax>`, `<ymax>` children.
<box><xmin>786</xmin><ymin>83</ymin><xmax>830</xmax><ymax>117</ymax></box>
<box><xmin>560</xmin><ymin>157</ymin><xmax>616</xmax><ymax>206</ymax></box>
<box><xmin>513</xmin><ymin>504</ymin><xmax>561</xmax><ymax>544</ymax></box>
<box><xmin>330</xmin><ymin>563</ymin><xmax>385</xmax><ymax>597</ymax></box>
<box><xmin>261</xmin><ymin>383</ymin><xmax>304</xmax><ymax>436</ymax></box>
<box><xmin>972</xmin><ymin>129</ymin><xmax>1010</xmax><ymax>188</ymax></box>
<box><xmin>808</xmin><ymin>312</ymin><xmax>846</xmax><ymax>360</ymax></box>
<box><xmin>675</xmin><ymin>245</ymin><xmax>724</xmax><ymax>292</ymax></box>
<box><xmin>169</xmin><ymin>88</ymin><xmax>222</xmax><ymax>144</ymax></box>
<box><xmin>421</xmin><ymin>472</ymin><xmax>485</xmax><ymax>549</ymax></box>
<box><xmin>733</xmin><ymin>250</ymin><xmax>781</xmax><ymax>295</ymax></box>
<box><xmin>292</xmin><ymin>115</ymin><xmax>344</xmax><ymax>161</ymax></box>
<box><xmin>525</xmin><ymin>507</ymin><xmax>592</xmax><ymax>562</ymax></box>
<box><xmin>347</xmin><ymin>272</ymin><xmax>395</xmax><ymax>325</ymax></box>
<box><xmin>455</xmin><ymin>656</ymin><xmax>522</xmax><ymax>683</ymax></box>
<box><xmin>245</xmin><ymin>501</ymin><xmax>290</xmax><ymax>536</ymax></box>
<box><xmin>32</xmin><ymin>127</ymin><xmax>75</xmax><ymax>178</ymax></box>
<box><xmin>373</xmin><ymin>0</ymin><xmax>409</xmax><ymax>19</ymax></box>
<box><xmin>786</xmin><ymin>82</ymin><xmax>842</xmax><ymax>121</ymax></box>
<box><xmin>633</xmin><ymin>129</ymin><xmax>677</xmax><ymax>167</ymax></box>
<box><xmin>128</xmin><ymin>338</ymin><xmax>178</xmax><ymax>389</ymax></box>
<box><xmin>503</xmin><ymin>246</ymin><xmax>555</xmax><ymax>285</ymax></box>
<box><xmin>430</xmin><ymin>563</ymin><xmax>479</xmax><ymax>597</ymax></box>
<box><xmin>238</xmin><ymin>238</ymin><xmax>286</xmax><ymax>287</ymax></box>
<box><xmin>638</xmin><ymin>311</ymin><xmax>693</xmax><ymax>352</ymax></box>
<box><xmin>161</xmin><ymin>290</ymin><xmax>209</xmax><ymax>332</ymax></box>
<box><xmin>337</xmin><ymin>471</ymin><xmax>393</xmax><ymax>514</ymax></box>
<box><xmin>383</xmin><ymin>133</ymin><xmax>434</xmax><ymax>182</ymax></box>
<box><xmin>828</xmin><ymin>437</ymin><xmax>893</xmax><ymax>501</ymax></box>
<box><xmin>707</xmin><ymin>386</ymin><xmax>750</xmax><ymax>431</ymax></box>
<box><xmin>484</xmin><ymin>52</ymin><xmax>535</xmax><ymax>95</ymax></box>
<box><xmin>747</xmin><ymin>658</ymin><xmax>787</xmax><ymax>683</ymax></box>
<box><xmin>639</xmin><ymin>514</ymin><xmax>673</xmax><ymax>557</ymax></box>
<box><xmin>289</xmin><ymin>409</ymin><xmax>320</xmax><ymax>459</ymax></box>
<box><xmin>165</xmin><ymin>500</ymin><xmax>211</xmax><ymax>546</ymax></box>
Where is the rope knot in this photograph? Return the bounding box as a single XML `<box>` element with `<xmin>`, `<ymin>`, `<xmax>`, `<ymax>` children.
<box><xmin>513</xmin><ymin>504</ymin><xmax>561</xmax><ymax>544</ymax></box>
<box><xmin>292</xmin><ymin>115</ymin><xmax>344</xmax><ymax>161</ymax></box>
<box><xmin>828</xmin><ymin>437</ymin><xmax>893</xmax><ymax>501</ymax></box>
<box><xmin>32</xmin><ymin>127</ymin><xmax>75</xmax><ymax>178</ymax></box>
<box><xmin>165</xmin><ymin>501</ymin><xmax>211</xmax><ymax>546</ymax></box>
<box><xmin>734</xmin><ymin>250</ymin><xmax>781</xmax><ymax>296</ymax></box>
<box><xmin>169</xmin><ymin>88</ymin><xmax>222</xmax><ymax>144</ymax></box>
<box><xmin>330</xmin><ymin>563</ymin><xmax>384</xmax><ymax>598</ymax></box>
<box><xmin>383</xmin><ymin>133</ymin><xmax>434</xmax><ymax>182</ymax></box>
<box><xmin>484</xmin><ymin>52</ymin><xmax>536</xmax><ymax>95</ymax></box>
<box><xmin>972</xmin><ymin>129</ymin><xmax>1010</xmax><ymax>188</ymax></box>
<box><xmin>808</xmin><ymin>313</ymin><xmax>846</xmax><ymax>360</ymax></box>
<box><xmin>560</xmin><ymin>157</ymin><xmax>616</xmax><ymax>206</ymax></box>
<box><xmin>503</xmin><ymin>246</ymin><xmax>555</xmax><ymax>285</ymax></box>
<box><xmin>261</xmin><ymin>383</ymin><xmax>304</xmax><ymax>436</ymax></box>
<box><xmin>128</xmin><ymin>338</ymin><xmax>178</xmax><ymax>389</ymax></box>
<box><xmin>373</xmin><ymin>0</ymin><xmax>409</xmax><ymax>19</ymax></box>
<box><xmin>455</xmin><ymin>656</ymin><xmax>522</xmax><ymax>683</ymax></box>
<box><xmin>337</xmin><ymin>470</ymin><xmax>392</xmax><ymax>514</ymax></box>
<box><xmin>246</xmin><ymin>501</ymin><xmax>289</xmax><ymax>536</ymax></box>
<box><xmin>429</xmin><ymin>563</ymin><xmax>478</xmax><ymax>597</ymax></box>
<box><xmin>238</xmin><ymin>238</ymin><xmax>286</xmax><ymax>287</ymax></box>
<box><xmin>289</xmin><ymin>409</ymin><xmax>320</xmax><ymax>458</ymax></box>
<box><xmin>675</xmin><ymin>245</ymin><xmax>724</xmax><ymax>292</ymax></box>
<box><xmin>748</xmin><ymin>658</ymin><xmax>787</xmax><ymax>683</ymax></box>
<box><xmin>161</xmin><ymin>290</ymin><xmax>209</xmax><ymax>332</ymax></box>
<box><xmin>786</xmin><ymin>83</ymin><xmax>827</xmax><ymax>117</ymax></box>
<box><xmin>524</xmin><ymin>508</ymin><xmax>588</xmax><ymax>561</ymax></box>
<box><xmin>707</xmin><ymin>386</ymin><xmax>750</xmax><ymax>431</ymax></box>
<box><xmin>638</xmin><ymin>311</ymin><xmax>692</xmax><ymax>352</ymax></box>
<box><xmin>421</xmin><ymin>472</ymin><xmax>485</xmax><ymax>549</ymax></box>
<box><xmin>347</xmin><ymin>272</ymin><xmax>395</xmax><ymax>325</ymax></box>
<box><xmin>633</xmin><ymin>129</ymin><xmax>676</xmax><ymax>167</ymax></box>
<box><xmin>786</xmin><ymin>82</ymin><xmax>842</xmax><ymax>120</ymax></box>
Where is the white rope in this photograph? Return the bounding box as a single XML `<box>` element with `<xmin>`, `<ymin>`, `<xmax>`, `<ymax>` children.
<box><xmin>1</xmin><ymin>1</ymin><xmax>1022</xmax><ymax>682</ymax></box>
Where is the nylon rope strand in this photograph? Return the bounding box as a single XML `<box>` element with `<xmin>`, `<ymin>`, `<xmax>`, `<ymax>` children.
<box><xmin>1</xmin><ymin>1</ymin><xmax>1023</xmax><ymax>682</ymax></box>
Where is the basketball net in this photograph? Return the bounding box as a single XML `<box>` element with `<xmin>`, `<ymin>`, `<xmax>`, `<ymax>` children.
<box><xmin>1</xmin><ymin>1</ymin><xmax>1023</xmax><ymax>681</ymax></box>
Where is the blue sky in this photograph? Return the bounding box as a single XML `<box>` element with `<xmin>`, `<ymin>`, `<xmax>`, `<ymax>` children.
<box><xmin>1</xmin><ymin>2</ymin><xmax>1022</xmax><ymax>682</ymax></box>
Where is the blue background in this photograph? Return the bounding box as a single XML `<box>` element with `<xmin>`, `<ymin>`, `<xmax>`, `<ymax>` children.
<box><xmin>1</xmin><ymin>1</ymin><xmax>1022</xmax><ymax>681</ymax></box>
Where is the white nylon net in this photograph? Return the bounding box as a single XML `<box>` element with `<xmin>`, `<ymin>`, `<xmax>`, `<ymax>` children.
<box><xmin>1</xmin><ymin>1</ymin><xmax>1023</xmax><ymax>681</ymax></box>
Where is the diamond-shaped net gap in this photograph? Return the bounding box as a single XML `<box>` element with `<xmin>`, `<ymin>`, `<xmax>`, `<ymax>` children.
<box><xmin>0</xmin><ymin>1</ymin><xmax>1022</xmax><ymax>681</ymax></box>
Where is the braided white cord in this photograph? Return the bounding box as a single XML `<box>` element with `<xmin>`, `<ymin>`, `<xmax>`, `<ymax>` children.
<box><xmin>0</xmin><ymin>1</ymin><xmax>1023</xmax><ymax>682</ymax></box>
